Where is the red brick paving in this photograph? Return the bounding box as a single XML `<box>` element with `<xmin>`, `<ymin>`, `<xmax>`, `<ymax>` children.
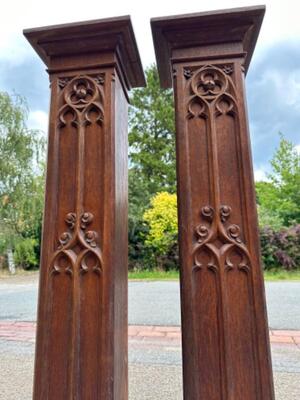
<box><xmin>0</xmin><ymin>321</ymin><xmax>299</xmax><ymax>347</ymax></box>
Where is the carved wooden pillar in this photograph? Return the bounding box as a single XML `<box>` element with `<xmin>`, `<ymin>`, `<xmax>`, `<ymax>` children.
<box><xmin>24</xmin><ymin>17</ymin><xmax>145</xmax><ymax>400</ymax></box>
<box><xmin>152</xmin><ymin>6</ymin><xmax>275</xmax><ymax>400</ymax></box>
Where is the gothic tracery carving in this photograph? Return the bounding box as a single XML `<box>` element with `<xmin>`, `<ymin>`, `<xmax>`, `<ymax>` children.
<box><xmin>58</xmin><ymin>75</ymin><xmax>104</xmax><ymax>128</ymax></box>
<box><xmin>50</xmin><ymin>73</ymin><xmax>105</xmax><ymax>278</ymax></box>
<box><xmin>185</xmin><ymin>66</ymin><xmax>248</xmax><ymax>276</ymax></box>
<box><xmin>193</xmin><ymin>205</ymin><xmax>250</xmax><ymax>274</ymax></box>
<box><xmin>51</xmin><ymin>211</ymin><xmax>102</xmax><ymax>276</ymax></box>
<box><xmin>185</xmin><ymin>64</ymin><xmax>237</xmax><ymax>119</ymax></box>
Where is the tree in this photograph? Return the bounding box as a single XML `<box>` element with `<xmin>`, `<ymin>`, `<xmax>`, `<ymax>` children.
<box><xmin>268</xmin><ymin>134</ymin><xmax>300</xmax><ymax>225</ymax></box>
<box><xmin>256</xmin><ymin>134</ymin><xmax>300</xmax><ymax>227</ymax></box>
<box><xmin>256</xmin><ymin>181</ymin><xmax>284</xmax><ymax>230</ymax></box>
<box><xmin>0</xmin><ymin>91</ymin><xmax>45</xmax><ymax>270</ymax></box>
<box><xmin>128</xmin><ymin>65</ymin><xmax>176</xmax><ymax>269</ymax></box>
<box><xmin>128</xmin><ymin>168</ymin><xmax>151</xmax><ymax>270</ymax></box>
<box><xmin>129</xmin><ymin>64</ymin><xmax>176</xmax><ymax>199</ymax></box>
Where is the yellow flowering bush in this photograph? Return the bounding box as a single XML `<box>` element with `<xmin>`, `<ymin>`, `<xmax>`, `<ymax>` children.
<box><xmin>143</xmin><ymin>192</ymin><xmax>178</xmax><ymax>266</ymax></box>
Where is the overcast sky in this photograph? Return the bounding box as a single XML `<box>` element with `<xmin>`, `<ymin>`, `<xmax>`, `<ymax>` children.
<box><xmin>0</xmin><ymin>0</ymin><xmax>299</xmax><ymax>180</ymax></box>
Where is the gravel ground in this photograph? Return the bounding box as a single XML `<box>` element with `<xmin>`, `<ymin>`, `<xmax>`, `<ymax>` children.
<box><xmin>1</xmin><ymin>273</ymin><xmax>300</xmax><ymax>399</ymax></box>
<box><xmin>0</xmin><ymin>339</ymin><xmax>299</xmax><ymax>399</ymax></box>
<box><xmin>0</xmin><ymin>356</ymin><xmax>299</xmax><ymax>400</ymax></box>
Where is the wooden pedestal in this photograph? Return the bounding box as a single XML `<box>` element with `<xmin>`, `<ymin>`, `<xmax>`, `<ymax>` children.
<box><xmin>152</xmin><ymin>6</ymin><xmax>275</xmax><ymax>400</ymax></box>
<box><xmin>24</xmin><ymin>17</ymin><xmax>145</xmax><ymax>400</ymax></box>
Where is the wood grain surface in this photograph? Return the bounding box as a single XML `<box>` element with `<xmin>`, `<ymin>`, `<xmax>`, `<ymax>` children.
<box><xmin>24</xmin><ymin>16</ymin><xmax>145</xmax><ymax>400</ymax></box>
<box><xmin>152</xmin><ymin>6</ymin><xmax>275</xmax><ymax>400</ymax></box>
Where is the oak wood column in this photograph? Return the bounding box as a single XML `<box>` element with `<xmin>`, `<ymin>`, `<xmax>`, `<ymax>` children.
<box><xmin>24</xmin><ymin>17</ymin><xmax>145</xmax><ymax>400</ymax></box>
<box><xmin>152</xmin><ymin>6</ymin><xmax>275</xmax><ymax>400</ymax></box>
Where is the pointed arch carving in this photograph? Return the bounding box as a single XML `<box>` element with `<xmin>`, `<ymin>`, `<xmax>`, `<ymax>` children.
<box><xmin>193</xmin><ymin>205</ymin><xmax>251</xmax><ymax>275</ymax></box>
<box><xmin>50</xmin><ymin>212</ymin><xmax>103</xmax><ymax>277</ymax></box>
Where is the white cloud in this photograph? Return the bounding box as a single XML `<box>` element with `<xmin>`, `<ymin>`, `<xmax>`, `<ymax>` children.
<box><xmin>1</xmin><ymin>0</ymin><xmax>300</xmax><ymax>68</ymax></box>
<box><xmin>0</xmin><ymin>0</ymin><xmax>299</xmax><ymax>174</ymax></box>
<box><xmin>295</xmin><ymin>144</ymin><xmax>300</xmax><ymax>154</ymax></box>
<box><xmin>28</xmin><ymin>110</ymin><xmax>48</xmax><ymax>133</ymax></box>
<box><xmin>254</xmin><ymin>169</ymin><xmax>268</xmax><ymax>182</ymax></box>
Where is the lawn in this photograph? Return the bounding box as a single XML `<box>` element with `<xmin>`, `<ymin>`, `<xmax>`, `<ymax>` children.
<box><xmin>128</xmin><ymin>269</ymin><xmax>300</xmax><ymax>281</ymax></box>
<box><xmin>1</xmin><ymin>268</ymin><xmax>300</xmax><ymax>281</ymax></box>
<box><xmin>263</xmin><ymin>269</ymin><xmax>300</xmax><ymax>281</ymax></box>
<box><xmin>128</xmin><ymin>269</ymin><xmax>179</xmax><ymax>280</ymax></box>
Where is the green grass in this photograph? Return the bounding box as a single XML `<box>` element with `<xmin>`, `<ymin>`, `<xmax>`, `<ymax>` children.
<box><xmin>0</xmin><ymin>269</ymin><xmax>38</xmax><ymax>279</ymax></box>
<box><xmin>263</xmin><ymin>269</ymin><xmax>300</xmax><ymax>281</ymax></box>
<box><xmin>1</xmin><ymin>268</ymin><xmax>300</xmax><ymax>282</ymax></box>
<box><xmin>128</xmin><ymin>268</ymin><xmax>300</xmax><ymax>281</ymax></box>
<box><xmin>128</xmin><ymin>269</ymin><xmax>179</xmax><ymax>280</ymax></box>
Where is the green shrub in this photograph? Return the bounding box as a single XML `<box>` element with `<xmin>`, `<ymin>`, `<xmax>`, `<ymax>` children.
<box><xmin>143</xmin><ymin>192</ymin><xmax>178</xmax><ymax>270</ymax></box>
<box><xmin>14</xmin><ymin>238</ymin><xmax>39</xmax><ymax>270</ymax></box>
<box><xmin>128</xmin><ymin>218</ymin><xmax>150</xmax><ymax>270</ymax></box>
<box><xmin>260</xmin><ymin>225</ymin><xmax>300</xmax><ymax>270</ymax></box>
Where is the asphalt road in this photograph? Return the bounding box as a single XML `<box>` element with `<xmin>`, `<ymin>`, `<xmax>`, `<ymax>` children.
<box><xmin>0</xmin><ymin>275</ymin><xmax>300</xmax><ymax>330</ymax></box>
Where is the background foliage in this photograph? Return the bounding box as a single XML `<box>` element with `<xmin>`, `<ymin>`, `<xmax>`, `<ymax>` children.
<box><xmin>128</xmin><ymin>65</ymin><xmax>176</xmax><ymax>270</ymax></box>
<box><xmin>260</xmin><ymin>225</ymin><xmax>300</xmax><ymax>270</ymax></box>
<box><xmin>256</xmin><ymin>133</ymin><xmax>300</xmax><ymax>228</ymax></box>
<box><xmin>0</xmin><ymin>91</ymin><xmax>45</xmax><ymax>270</ymax></box>
<box><xmin>1</xmin><ymin>65</ymin><xmax>299</xmax><ymax>272</ymax></box>
<box><xmin>127</xmin><ymin>66</ymin><xmax>300</xmax><ymax>272</ymax></box>
<box><xmin>143</xmin><ymin>192</ymin><xmax>178</xmax><ymax>269</ymax></box>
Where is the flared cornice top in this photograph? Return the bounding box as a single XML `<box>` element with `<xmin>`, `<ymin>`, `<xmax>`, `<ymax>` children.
<box><xmin>24</xmin><ymin>15</ymin><xmax>146</xmax><ymax>89</ymax></box>
<box><xmin>151</xmin><ymin>5</ymin><xmax>265</xmax><ymax>88</ymax></box>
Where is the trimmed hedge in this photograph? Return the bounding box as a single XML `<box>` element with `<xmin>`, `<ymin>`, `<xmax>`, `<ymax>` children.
<box><xmin>129</xmin><ymin>224</ymin><xmax>300</xmax><ymax>272</ymax></box>
<box><xmin>260</xmin><ymin>225</ymin><xmax>300</xmax><ymax>270</ymax></box>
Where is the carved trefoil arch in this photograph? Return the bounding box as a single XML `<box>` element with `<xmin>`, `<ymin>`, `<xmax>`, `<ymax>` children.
<box><xmin>58</xmin><ymin>75</ymin><xmax>105</xmax><ymax>128</ymax></box>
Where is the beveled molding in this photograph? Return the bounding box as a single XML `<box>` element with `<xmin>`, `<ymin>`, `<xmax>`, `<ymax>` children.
<box><xmin>24</xmin><ymin>15</ymin><xmax>146</xmax><ymax>90</ymax></box>
<box><xmin>151</xmin><ymin>5</ymin><xmax>265</xmax><ymax>88</ymax></box>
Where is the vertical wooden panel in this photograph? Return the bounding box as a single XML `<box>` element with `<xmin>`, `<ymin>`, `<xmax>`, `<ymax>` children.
<box><xmin>79</xmin><ymin>256</ymin><xmax>102</xmax><ymax>399</ymax></box>
<box><xmin>226</xmin><ymin>266</ymin><xmax>257</xmax><ymax>398</ymax></box>
<box><xmin>113</xmin><ymin>73</ymin><xmax>129</xmax><ymax>400</ymax></box>
<box><xmin>192</xmin><ymin>264</ymin><xmax>221</xmax><ymax>398</ymax></box>
<box><xmin>48</xmin><ymin>271</ymin><xmax>73</xmax><ymax>398</ymax></box>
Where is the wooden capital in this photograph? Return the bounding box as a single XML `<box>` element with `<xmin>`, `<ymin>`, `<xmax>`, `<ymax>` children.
<box><xmin>152</xmin><ymin>6</ymin><xmax>275</xmax><ymax>400</ymax></box>
<box><xmin>24</xmin><ymin>17</ymin><xmax>145</xmax><ymax>400</ymax></box>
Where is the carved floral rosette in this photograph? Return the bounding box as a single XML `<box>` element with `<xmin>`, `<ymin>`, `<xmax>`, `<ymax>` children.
<box><xmin>58</xmin><ymin>75</ymin><xmax>105</xmax><ymax>127</ymax></box>
<box><xmin>185</xmin><ymin>64</ymin><xmax>237</xmax><ymax>120</ymax></box>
